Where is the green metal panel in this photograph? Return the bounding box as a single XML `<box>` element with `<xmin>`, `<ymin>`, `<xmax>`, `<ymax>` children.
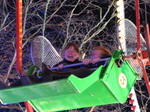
<box><xmin>29</xmin><ymin>79</ymin><xmax>118</xmax><ymax>112</ymax></box>
<box><xmin>102</xmin><ymin>60</ymin><xmax>137</xmax><ymax>103</ymax></box>
<box><xmin>0</xmin><ymin>66</ymin><xmax>103</xmax><ymax>104</ymax></box>
<box><xmin>28</xmin><ymin>50</ymin><xmax>138</xmax><ymax>112</ymax></box>
<box><xmin>0</xmin><ymin>50</ymin><xmax>138</xmax><ymax>112</ymax></box>
<box><xmin>0</xmin><ymin>80</ymin><xmax>77</xmax><ymax>103</ymax></box>
<box><xmin>101</xmin><ymin>50</ymin><xmax>138</xmax><ymax>103</ymax></box>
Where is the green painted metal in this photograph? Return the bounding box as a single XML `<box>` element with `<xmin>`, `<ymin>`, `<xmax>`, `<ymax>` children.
<box><xmin>27</xmin><ymin>65</ymin><xmax>40</xmax><ymax>75</ymax></box>
<box><xmin>0</xmin><ymin>50</ymin><xmax>138</xmax><ymax>112</ymax></box>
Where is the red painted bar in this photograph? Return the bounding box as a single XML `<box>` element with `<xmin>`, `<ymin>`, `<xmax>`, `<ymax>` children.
<box><xmin>145</xmin><ymin>24</ymin><xmax>150</xmax><ymax>61</ymax></box>
<box><xmin>16</xmin><ymin>0</ymin><xmax>23</xmax><ymax>72</ymax></box>
<box><xmin>24</xmin><ymin>101</ymin><xmax>34</xmax><ymax>112</ymax></box>
<box><xmin>16</xmin><ymin>0</ymin><xmax>34</xmax><ymax>111</ymax></box>
<box><xmin>135</xmin><ymin>0</ymin><xmax>141</xmax><ymax>51</ymax></box>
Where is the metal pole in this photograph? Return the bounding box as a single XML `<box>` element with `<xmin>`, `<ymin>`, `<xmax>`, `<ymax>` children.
<box><xmin>135</xmin><ymin>0</ymin><xmax>141</xmax><ymax>51</ymax></box>
<box><xmin>16</xmin><ymin>0</ymin><xmax>34</xmax><ymax>111</ymax></box>
<box><xmin>16</xmin><ymin>0</ymin><xmax>23</xmax><ymax>72</ymax></box>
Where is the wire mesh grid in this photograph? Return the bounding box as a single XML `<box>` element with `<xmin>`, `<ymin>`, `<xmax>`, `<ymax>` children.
<box><xmin>128</xmin><ymin>58</ymin><xmax>148</xmax><ymax>80</ymax></box>
<box><xmin>124</xmin><ymin>19</ymin><xmax>147</xmax><ymax>79</ymax></box>
<box><xmin>30</xmin><ymin>36</ymin><xmax>63</xmax><ymax>68</ymax></box>
<box><xmin>124</xmin><ymin>19</ymin><xmax>147</xmax><ymax>56</ymax></box>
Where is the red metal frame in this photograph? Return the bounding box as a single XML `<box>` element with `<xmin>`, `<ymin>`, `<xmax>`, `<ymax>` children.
<box><xmin>24</xmin><ymin>101</ymin><xmax>34</xmax><ymax>112</ymax></box>
<box><xmin>16</xmin><ymin>0</ymin><xmax>22</xmax><ymax>72</ymax></box>
<box><xmin>135</xmin><ymin>0</ymin><xmax>141</xmax><ymax>52</ymax></box>
<box><xmin>144</xmin><ymin>24</ymin><xmax>150</xmax><ymax>63</ymax></box>
<box><xmin>16</xmin><ymin>0</ymin><xmax>34</xmax><ymax>112</ymax></box>
<box><xmin>135</xmin><ymin>0</ymin><xmax>150</xmax><ymax>95</ymax></box>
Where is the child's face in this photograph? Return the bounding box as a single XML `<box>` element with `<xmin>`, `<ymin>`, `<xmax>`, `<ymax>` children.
<box><xmin>91</xmin><ymin>49</ymin><xmax>105</xmax><ymax>58</ymax></box>
<box><xmin>64</xmin><ymin>46</ymin><xmax>80</xmax><ymax>62</ymax></box>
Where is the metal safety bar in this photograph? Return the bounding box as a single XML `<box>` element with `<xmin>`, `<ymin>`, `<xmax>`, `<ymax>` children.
<box><xmin>50</xmin><ymin>58</ymin><xmax>110</xmax><ymax>70</ymax></box>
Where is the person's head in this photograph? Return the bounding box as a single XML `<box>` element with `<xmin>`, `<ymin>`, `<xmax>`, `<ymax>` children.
<box><xmin>91</xmin><ymin>46</ymin><xmax>112</xmax><ymax>59</ymax></box>
<box><xmin>62</xmin><ymin>43</ymin><xmax>80</xmax><ymax>62</ymax></box>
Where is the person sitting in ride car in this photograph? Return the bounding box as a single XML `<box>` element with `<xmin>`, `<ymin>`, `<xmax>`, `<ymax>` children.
<box><xmin>41</xmin><ymin>45</ymin><xmax>112</xmax><ymax>81</ymax></box>
<box><xmin>53</xmin><ymin>43</ymin><xmax>81</xmax><ymax>72</ymax></box>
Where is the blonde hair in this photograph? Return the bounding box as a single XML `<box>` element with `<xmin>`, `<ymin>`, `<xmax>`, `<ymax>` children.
<box><xmin>93</xmin><ymin>46</ymin><xmax>112</xmax><ymax>56</ymax></box>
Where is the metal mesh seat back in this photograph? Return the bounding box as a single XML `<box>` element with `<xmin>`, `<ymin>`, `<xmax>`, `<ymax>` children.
<box><xmin>124</xmin><ymin>19</ymin><xmax>147</xmax><ymax>78</ymax></box>
<box><xmin>30</xmin><ymin>36</ymin><xmax>63</xmax><ymax>68</ymax></box>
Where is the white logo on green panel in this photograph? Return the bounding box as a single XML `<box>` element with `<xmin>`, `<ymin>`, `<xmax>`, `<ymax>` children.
<box><xmin>118</xmin><ymin>73</ymin><xmax>127</xmax><ymax>88</ymax></box>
